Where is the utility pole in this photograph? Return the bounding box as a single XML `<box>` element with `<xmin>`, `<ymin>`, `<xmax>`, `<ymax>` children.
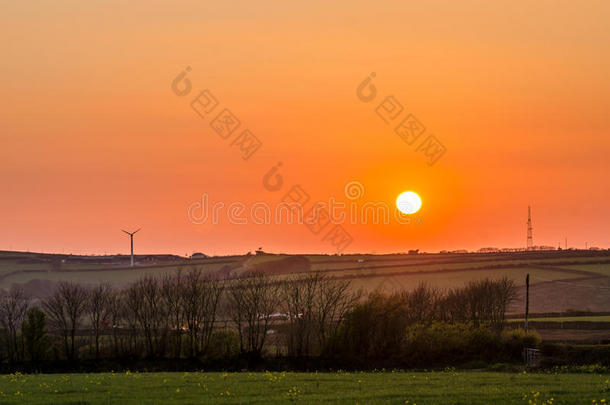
<box><xmin>524</xmin><ymin>273</ymin><xmax>530</xmax><ymax>332</ymax></box>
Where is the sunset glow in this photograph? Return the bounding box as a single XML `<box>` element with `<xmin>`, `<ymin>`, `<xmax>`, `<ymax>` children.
<box><xmin>1</xmin><ymin>1</ymin><xmax>609</xmax><ymax>255</ymax></box>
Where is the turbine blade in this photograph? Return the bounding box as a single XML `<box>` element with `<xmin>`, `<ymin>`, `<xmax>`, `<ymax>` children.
<box><xmin>133</xmin><ymin>228</ymin><xmax>141</xmax><ymax>234</ymax></box>
<box><xmin>121</xmin><ymin>230</ymin><xmax>131</xmax><ymax>235</ymax></box>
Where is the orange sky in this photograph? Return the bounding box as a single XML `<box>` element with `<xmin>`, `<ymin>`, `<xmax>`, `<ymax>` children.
<box><xmin>1</xmin><ymin>1</ymin><xmax>609</xmax><ymax>255</ymax></box>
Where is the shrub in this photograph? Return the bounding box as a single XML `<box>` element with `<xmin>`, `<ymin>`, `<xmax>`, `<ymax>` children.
<box><xmin>540</xmin><ymin>345</ymin><xmax>610</xmax><ymax>367</ymax></box>
<box><xmin>502</xmin><ymin>328</ymin><xmax>541</xmax><ymax>348</ymax></box>
<box><xmin>327</xmin><ymin>292</ymin><xmax>409</xmax><ymax>364</ymax></box>
<box><xmin>404</xmin><ymin>322</ymin><xmax>498</xmax><ymax>366</ymax></box>
<box><xmin>205</xmin><ymin>329</ymin><xmax>239</xmax><ymax>361</ymax></box>
<box><xmin>500</xmin><ymin>328</ymin><xmax>541</xmax><ymax>361</ymax></box>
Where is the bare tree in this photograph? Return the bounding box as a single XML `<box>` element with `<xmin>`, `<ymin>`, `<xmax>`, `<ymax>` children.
<box><xmin>438</xmin><ymin>287</ymin><xmax>469</xmax><ymax>323</ymax></box>
<box><xmin>0</xmin><ymin>286</ymin><xmax>30</xmax><ymax>362</ymax></box>
<box><xmin>404</xmin><ymin>282</ymin><xmax>441</xmax><ymax>325</ymax></box>
<box><xmin>43</xmin><ymin>281</ymin><xmax>88</xmax><ymax>360</ymax></box>
<box><xmin>181</xmin><ymin>267</ymin><xmax>225</xmax><ymax>357</ymax></box>
<box><xmin>314</xmin><ymin>277</ymin><xmax>360</xmax><ymax>351</ymax></box>
<box><xmin>281</xmin><ymin>273</ymin><xmax>321</xmax><ymax>357</ymax></box>
<box><xmin>199</xmin><ymin>274</ymin><xmax>225</xmax><ymax>355</ymax></box>
<box><xmin>490</xmin><ymin>277</ymin><xmax>517</xmax><ymax>330</ymax></box>
<box><xmin>281</xmin><ymin>272</ymin><xmax>359</xmax><ymax>357</ymax></box>
<box><xmin>227</xmin><ymin>271</ymin><xmax>282</xmax><ymax>357</ymax></box>
<box><xmin>161</xmin><ymin>270</ymin><xmax>184</xmax><ymax>358</ymax></box>
<box><xmin>86</xmin><ymin>283</ymin><xmax>112</xmax><ymax>359</ymax></box>
<box><xmin>125</xmin><ymin>276</ymin><xmax>166</xmax><ymax>358</ymax></box>
<box><xmin>107</xmin><ymin>289</ymin><xmax>127</xmax><ymax>357</ymax></box>
<box><xmin>438</xmin><ymin>278</ymin><xmax>516</xmax><ymax>329</ymax></box>
<box><xmin>181</xmin><ymin>267</ymin><xmax>203</xmax><ymax>357</ymax></box>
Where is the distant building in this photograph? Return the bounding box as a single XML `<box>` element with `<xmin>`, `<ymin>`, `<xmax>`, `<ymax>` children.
<box><xmin>500</xmin><ymin>247</ymin><xmax>526</xmax><ymax>252</ymax></box>
<box><xmin>478</xmin><ymin>247</ymin><xmax>500</xmax><ymax>253</ymax></box>
<box><xmin>531</xmin><ymin>245</ymin><xmax>556</xmax><ymax>251</ymax></box>
<box><xmin>191</xmin><ymin>252</ymin><xmax>209</xmax><ymax>259</ymax></box>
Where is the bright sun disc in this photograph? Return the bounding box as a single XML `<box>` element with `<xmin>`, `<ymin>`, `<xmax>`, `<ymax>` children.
<box><xmin>396</xmin><ymin>191</ymin><xmax>422</xmax><ymax>214</ymax></box>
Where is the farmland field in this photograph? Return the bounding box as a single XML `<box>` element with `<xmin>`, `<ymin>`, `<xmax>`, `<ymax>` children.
<box><xmin>509</xmin><ymin>316</ymin><xmax>610</xmax><ymax>323</ymax></box>
<box><xmin>1</xmin><ymin>250</ymin><xmax>610</xmax><ymax>317</ymax></box>
<box><xmin>0</xmin><ymin>370</ymin><xmax>608</xmax><ymax>404</ymax></box>
<box><xmin>347</xmin><ymin>267</ymin><xmax>579</xmax><ymax>293</ymax></box>
<box><xmin>556</xmin><ymin>263</ymin><xmax>610</xmax><ymax>277</ymax></box>
<box><xmin>0</xmin><ymin>262</ymin><xmax>233</xmax><ymax>287</ymax></box>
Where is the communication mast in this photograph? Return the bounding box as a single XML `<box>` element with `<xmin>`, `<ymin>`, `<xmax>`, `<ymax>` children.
<box><xmin>526</xmin><ymin>206</ymin><xmax>533</xmax><ymax>250</ymax></box>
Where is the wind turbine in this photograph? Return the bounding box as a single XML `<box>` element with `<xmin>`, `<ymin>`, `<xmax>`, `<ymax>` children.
<box><xmin>121</xmin><ymin>228</ymin><xmax>141</xmax><ymax>267</ymax></box>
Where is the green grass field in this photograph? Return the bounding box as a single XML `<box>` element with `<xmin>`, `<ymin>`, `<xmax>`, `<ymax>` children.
<box><xmin>0</xmin><ymin>371</ymin><xmax>608</xmax><ymax>404</ymax></box>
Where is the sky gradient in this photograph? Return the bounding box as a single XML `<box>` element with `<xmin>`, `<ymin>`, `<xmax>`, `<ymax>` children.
<box><xmin>1</xmin><ymin>1</ymin><xmax>609</xmax><ymax>255</ymax></box>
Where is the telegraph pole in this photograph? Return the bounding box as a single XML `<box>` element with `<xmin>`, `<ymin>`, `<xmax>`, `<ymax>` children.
<box><xmin>524</xmin><ymin>273</ymin><xmax>530</xmax><ymax>332</ymax></box>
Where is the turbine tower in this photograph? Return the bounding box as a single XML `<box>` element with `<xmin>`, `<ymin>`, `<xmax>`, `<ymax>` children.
<box><xmin>122</xmin><ymin>228</ymin><xmax>141</xmax><ymax>267</ymax></box>
<box><xmin>526</xmin><ymin>206</ymin><xmax>533</xmax><ymax>251</ymax></box>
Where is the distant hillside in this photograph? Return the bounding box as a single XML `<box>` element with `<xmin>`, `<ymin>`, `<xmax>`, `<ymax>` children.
<box><xmin>1</xmin><ymin>249</ymin><xmax>610</xmax><ymax>315</ymax></box>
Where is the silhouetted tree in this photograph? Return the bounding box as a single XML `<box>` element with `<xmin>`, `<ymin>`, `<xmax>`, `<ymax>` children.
<box><xmin>0</xmin><ymin>286</ymin><xmax>30</xmax><ymax>362</ymax></box>
<box><xmin>181</xmin><ymin>267</ymin><xmax>224</xmax><ymax>358</ymax></box>
<box><xmin>107</xmin><ymin>289</ymin><xmax>127</xmax><ymax>357</ymax></box>
<box><xmin>314</xmin><ymin>276</ymin><xmax>360</xmax><ymax>351</ymax></box>
<box><xmin>282</xmin><ymin>273</ymin><xmax>321</xmax><ymax>357</ymax></box>
<box><xmin>335</xmin><ymin>292</ymin><xmax>409</xmax><ymax>360</ymax></box>
<box><xmin>126</xmin><ymin>276</ymin><xmax>166</xmax><ymax>358</ymax></box>
<box><xmin>161</xmin><ymin>270</ymin><xmax>184</xmax><ymax>358</ymax></box>
<box><xmin>227</xmin><ymin>271</ymin><xmax>282</xmax><ymax>357</ymax></box>
<box><xmin>404</xmin><ymin>282</ymin><xmax>441</xmax><ymax>325</ymax></box>
<box><xmin>86</xmin><ymin>283</ymin><xmax>112</xmax><ymax>359</ymax></box>
<box><xmin>43</xmin><ymin>281</ymin><xmax>88</xmax><ymax>360</ymax></box>
<box><xmin>22</xmin><ymin>306</ymin><xmax>48</xmax><ymax>362</ymax></box>
<box><xmin>281</xmin><ymin>272</ymin><xmax>360</xmax><ymax>357</ymax></box>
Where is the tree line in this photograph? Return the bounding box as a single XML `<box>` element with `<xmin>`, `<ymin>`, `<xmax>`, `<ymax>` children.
<box><xmin>0</xmin><ymin>268</ymin><xmax>535</xmax><ymax>370</ymax></box>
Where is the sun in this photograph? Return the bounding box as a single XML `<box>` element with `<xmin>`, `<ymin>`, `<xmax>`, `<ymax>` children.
<box><xmin>396</xmin><ymin>191</ymin><xmax>422</xmax><ymax>215</ymax></box>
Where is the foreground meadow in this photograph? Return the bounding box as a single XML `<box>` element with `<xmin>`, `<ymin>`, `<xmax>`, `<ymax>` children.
<box><xmin>0</xmin><ymin>370</ymin><xmax>608</xmax><ymax>404</ymax></box>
